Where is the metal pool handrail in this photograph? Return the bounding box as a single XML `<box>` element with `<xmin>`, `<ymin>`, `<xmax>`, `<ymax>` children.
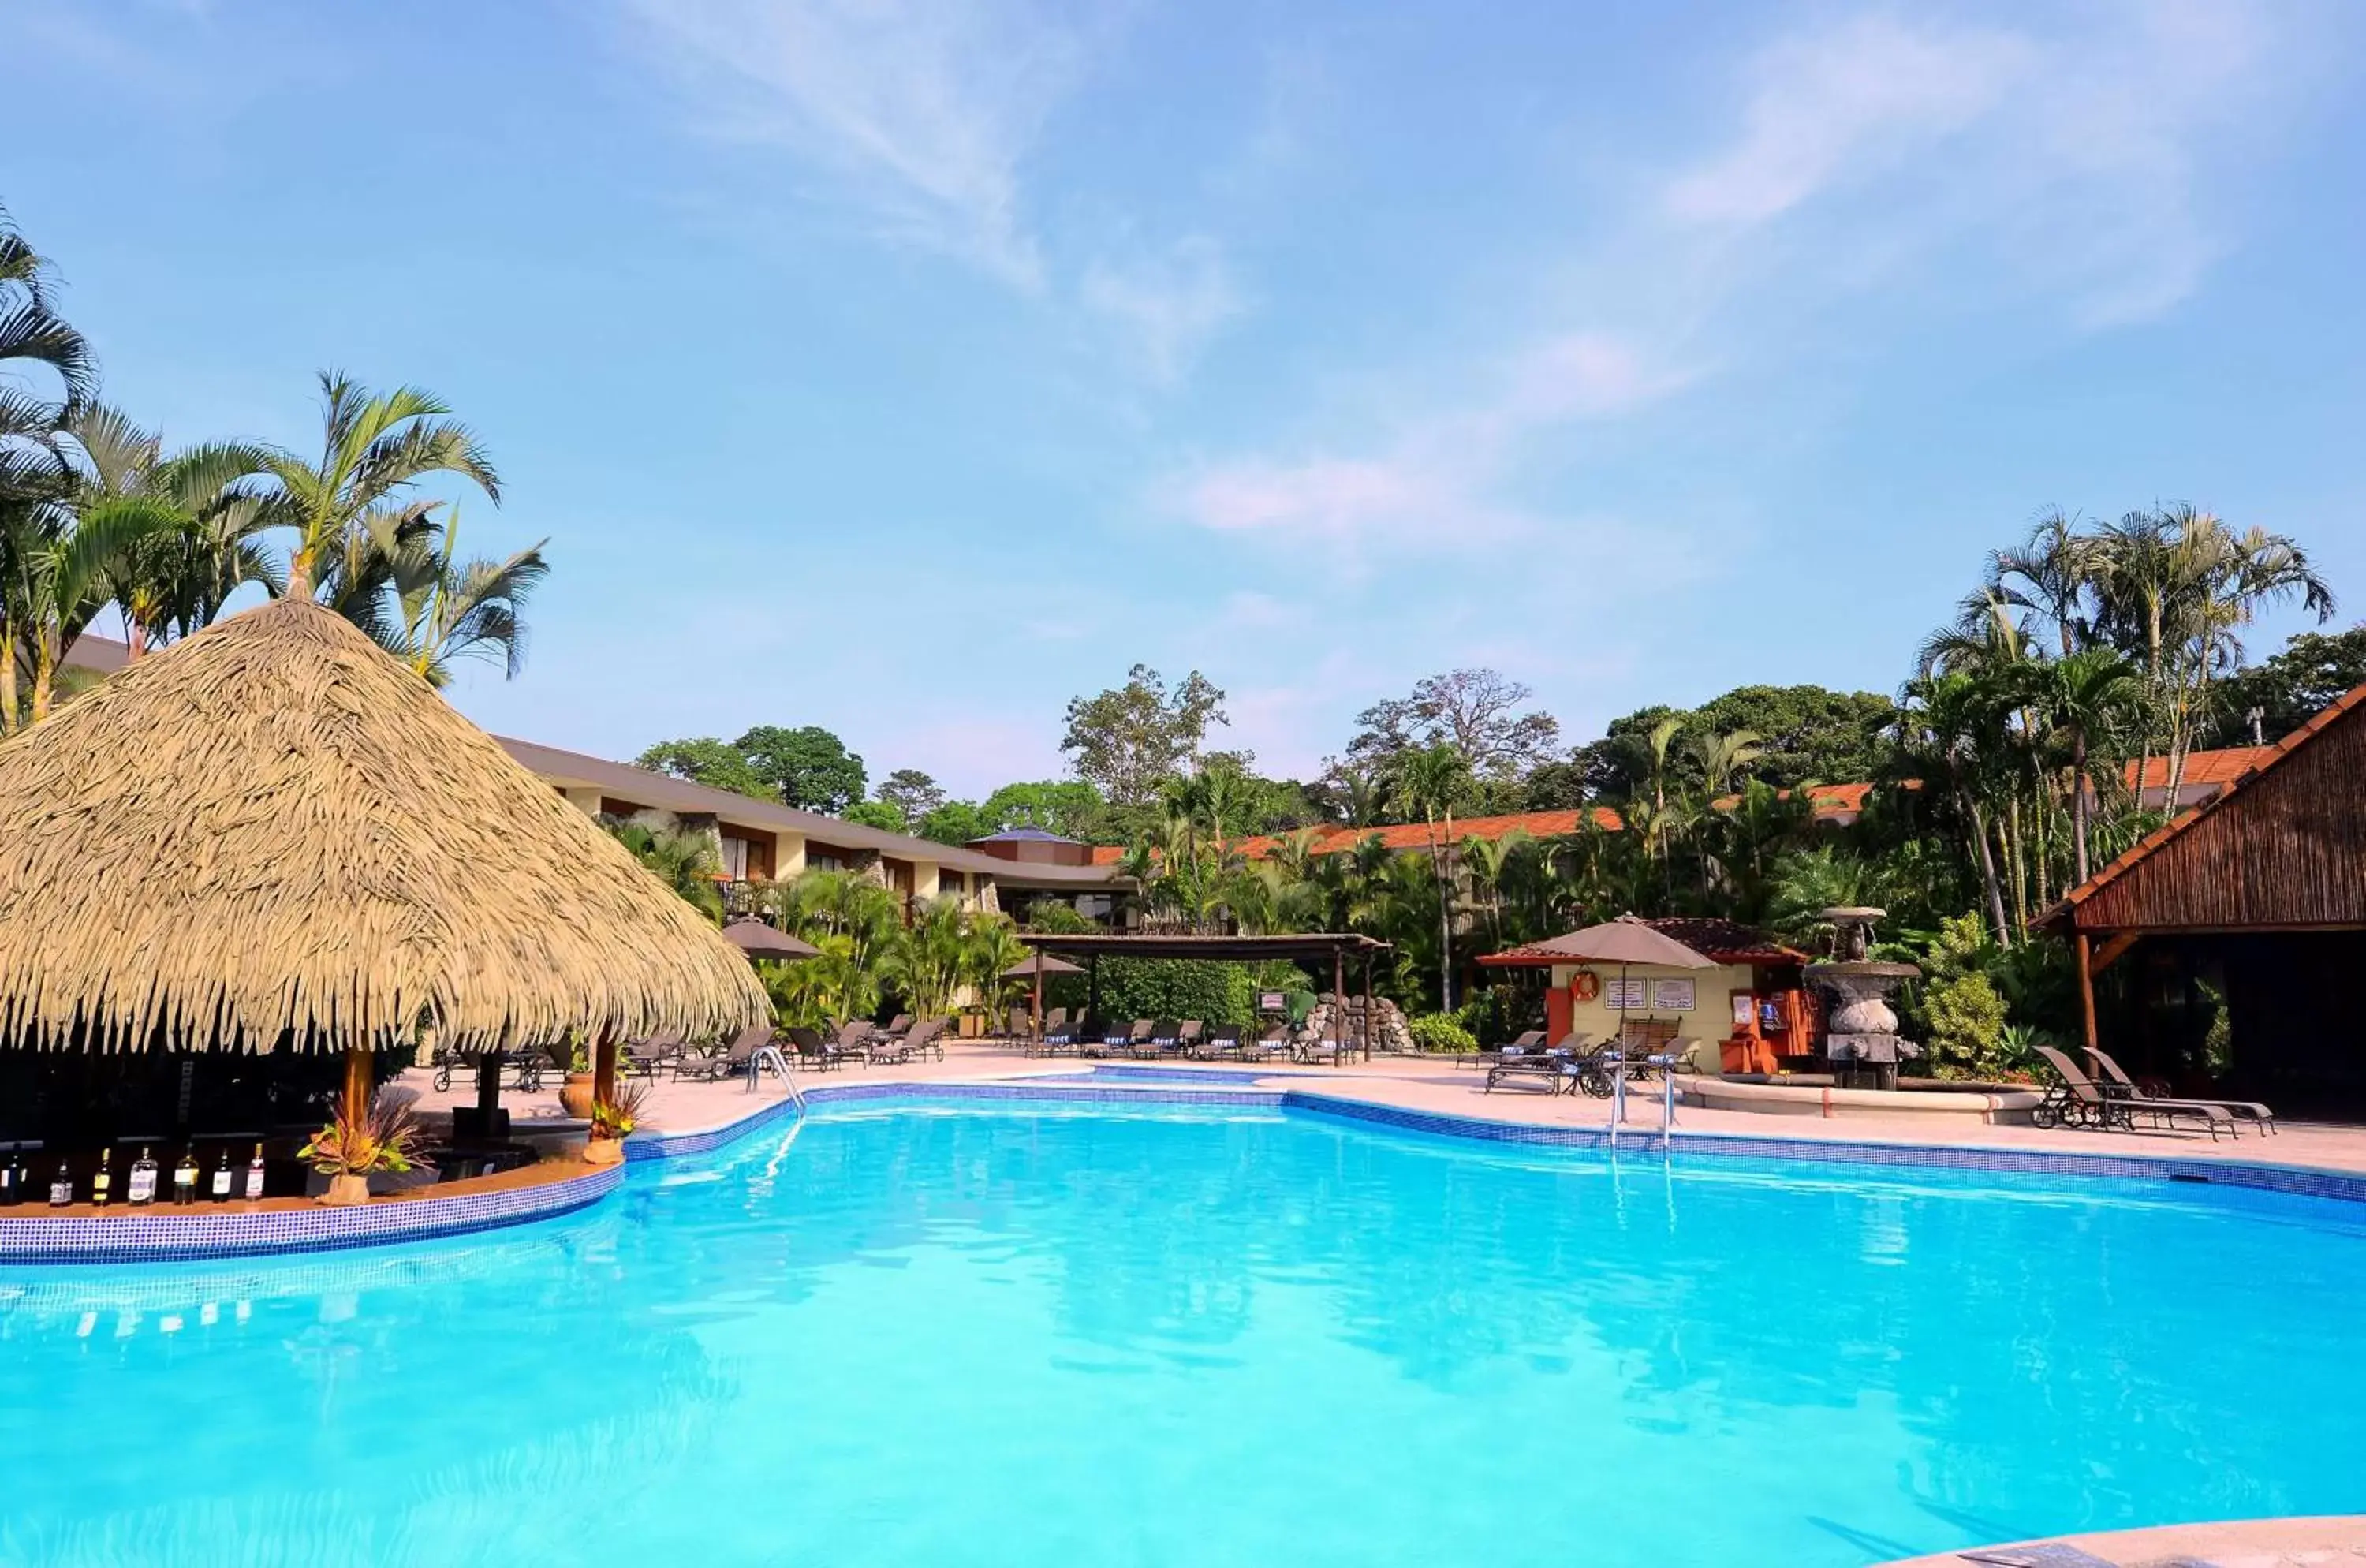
<box><xmin>748</xmin><ymin>1044</ymin><xmax>809</xmax><ymax>1118</ymax></box>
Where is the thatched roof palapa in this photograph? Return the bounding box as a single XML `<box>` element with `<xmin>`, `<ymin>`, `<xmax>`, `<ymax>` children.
<box><xmin>0</xmin><ymin>599</ymin><xmax>772</xmax><ymax>1054</ymax></box>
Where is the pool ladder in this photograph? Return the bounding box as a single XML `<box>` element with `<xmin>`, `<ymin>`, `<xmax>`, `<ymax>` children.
<box><xmin>748</xmin><ymin>1044</ymin><xmax>809</xmax><ymax>1118</ymax></box>
<box><xmin>1604</xmin><ymin>1052</ymin><xmax>1680</xmax><ymax>1152</ymax></box>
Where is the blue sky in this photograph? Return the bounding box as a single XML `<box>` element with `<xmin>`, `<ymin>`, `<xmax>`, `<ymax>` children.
<box><xmin>9</xmin><ymin>0</ymin><xmax>2364</xmax><ymax>795</ymax></box>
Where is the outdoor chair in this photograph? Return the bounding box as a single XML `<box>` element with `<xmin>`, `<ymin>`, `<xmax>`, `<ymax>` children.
<box><xmin>1089</xmin><ymin>1019</ymin><xmax>1154</xmax><ymax>1058</ymax></box>
<box><xmin>1148</xmin><ymin>1019</ymin><xmax>1183</xmax><ymax>1053</ymax></box>
<box><xmin>1242</xmin><ymin>1024</ymin><xmax>1291</xmax><ymax>1062</ymax></box>
<box><xmin>2032</xmin><ymin>1046</ymin><xmax>2233</xmax><ymax>1139</ymax></box>
<box><xmin>1200</xmin><ymin>1023</ymin><xmax>1244</xmax><ymax>1060</ymax></box>
<box><xmin>904</xmin><ymin>1017</ymin><xmax>948</xmax><ymax>1063</ymax></box>
<box><xmin>871</xmin><ymin>1017</ymin><xmax>942</xmax><ymax>1066</ymax></box>
<box><xmin>834</xmin><ymin>1019</ymin><xmax>880</xmax><ymax>1065</ymax></box>
<box><xmin>1171</xmin><ymin>1020</ymin><xmax>1204</xmax><ymax>1058</ymax></box>
<box><xmin>2086</xmin><ymin>1046</ymin><xmax>2275</xmax><ymax>1135</ymax></box>
<box><xmin>1486</xmin><ymin>1046</ymin><xmax>1581</xmax><ymax>1095</ymax></box>
<box><xmin>1044</xmin><ymin>1006</ymin><xmax>1069</xmax><ymax>1030</ymax></box>
<box><xmin>1464</xmin><ymin>1029</ymin><xmax>1544</xmax><ymax>1070</ymax></box>
<box><xmin>785</xmin><ymin>1027</ymin><xmax>843</xmax><ymax>1072</ymax></box>
<box><xmin>622</xmin><ymin>1034</ymin><xmax>683</xmax><ymax>1081</ymax></box>
<box><xmin>1296</xmin><ymin>1031</ymin><xmax>1345</xmax><ymax>1066</ymax></box>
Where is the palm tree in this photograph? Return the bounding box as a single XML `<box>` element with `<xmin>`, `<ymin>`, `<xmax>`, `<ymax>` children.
<box><xmin>364</xmin><ymin>505</ymin><xmax>549</xmax><ymax>685</ymax></box>
<box><xmin>257</xmin><ymin>371</ymin><xmax>500</xmax><ymax>600</ymax></box>
<box><xmin>606</xmin><ymin>821</ymin><xmax>724</xmax><ymax>922</ymax></box>
<box><xmin>0</xmin><ymin>206</ymin><xmax>94</xmax><ymax>491</ymax></box>
<box><xmin>2043</xmin><ymin>648</ymin><xmax>2144</xmax><ymax>884</ymax></box>
<box><xmin>1898</xmin><ymin>673</ymin><xmax>2013</xmax><ymax>945</ymax></box>
<box><xmin>1986</xmin><ymin>510</ymin><xmax>2097</xmax><ymax>659</ymax></box>
<box><xmin>1392</xmin><ymin>741</ymin><xmax>1472</xmax><ymax>1010</ymax></box>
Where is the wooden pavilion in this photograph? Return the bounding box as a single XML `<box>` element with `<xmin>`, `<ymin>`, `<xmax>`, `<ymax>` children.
<box><xmin>2042</xmin><ymin>681</ymin><xmax>2366</xmax><ymax>1112</ymax></box>
<box><xmin>0</xmin><ymin>598</ymin><xmax>771</xmax><ymax>1165</ymax></box>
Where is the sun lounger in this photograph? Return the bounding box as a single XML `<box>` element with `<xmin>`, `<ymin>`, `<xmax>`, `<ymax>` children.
<box><xmin>622</xmin><ymin>1033</ymin><xmax>683</xmax><ymax>1080</ymax></box>
<box><xmin>1242</xmin><ymin>1024</ymin><xmax>1290</xmax><ymax>1062</ymax></box>
<box><xmin>903</xmin><ymin>1017</ymin><xmax>947</xmax><ymax>1063</ymax></box>
<box><xmin>1487</xmin><ymin>1044</ymin><xmax>1582</xmax><ymax>1095</ymax></box>
<box><xmin>1200</xmin><ymin>1023</ymin><xmax>1244</xmax><ymax>1059</ymax></box>
<box><xmin>784</xmin><ymin>1027</ymin><xmax>842</xmax><ymax>1071</ymax></box>
<box><xmin>1091</xmin><ymin>1019</ymin><xmax>1154</xmax><ymax>1058</ymax></box>
<box><xmin>2034</xmin><ymin>1045</ymin><xmax>2234</xmax><ymax>1139</ymax></box>
<box><xmin>1148</xmin><ymin>1019</ymin><xmax>1183</xmax><ymax>1053</ymax></box>
<box><xmin>1461</xmin><ymin>1029</ymin><xmax>1545</xmax><ymax>1070</ymax></box>
<box><xmin>2084</xmin><ymin>1046</ymin><xmax>2275</xmax><ymax>1135</ymax></box>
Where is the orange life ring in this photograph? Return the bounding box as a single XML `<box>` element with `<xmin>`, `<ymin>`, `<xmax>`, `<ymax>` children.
<box><xmin>1569</xmin><ymin>970</ymin><xmax>1601</xmax><ymax>1003</ymax></box>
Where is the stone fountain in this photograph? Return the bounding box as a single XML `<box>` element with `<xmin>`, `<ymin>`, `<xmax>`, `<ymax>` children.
<box><xmin>1805</xmin><ymin>907</ymin><xmax>1922</xmax><ymax>1089</ymax></box>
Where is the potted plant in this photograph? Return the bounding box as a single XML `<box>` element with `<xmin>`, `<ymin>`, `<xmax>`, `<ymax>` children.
<box><xmin>584</xmin><ymin>1079</ymin><xmax>649</xmax><ymax>1167</ymax></box>
<box><xmin>557</xmin><ymin>1032</ymin><xmax>597</xmax><ymax>1119</ymax></box>
<box><xmin>299</xmin><ymin>1091</ymin><xmax>427</xmax><ymax>1206</ymax></box>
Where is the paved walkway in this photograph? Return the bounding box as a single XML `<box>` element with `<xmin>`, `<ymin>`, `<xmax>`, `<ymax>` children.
<box><xmin>399</xmin><ymin>1043</ymin><xmax>2366</xmax><ymax>1179</ymax></box>
<box><xmin>1878</xmin><ymin>1514</ymin><xmax>2366</xmax><ymax>1566</ymax></box>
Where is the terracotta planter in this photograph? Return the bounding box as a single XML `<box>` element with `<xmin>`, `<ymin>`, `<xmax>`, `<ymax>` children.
<box><xmin>321</xmin><ymin>1173</ymin><xmax>371</xmax><ymax>1206</ymax></box>
<box><xmin>559</xmin><ymin>1071</ymin><xmax>598</xmax><ymax>1119</ymax></box>
<box><xmin>583</xmin><ymin>1137</ymin><xmax>625</xmax><ymax>1167</ymax></box>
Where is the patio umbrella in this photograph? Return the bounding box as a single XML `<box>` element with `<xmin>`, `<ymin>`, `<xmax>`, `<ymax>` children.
<box><xmin>1007</xmin><ymin>953</ymin><xmax>1084</xmax><ymax>1036</ymax></box>
<box><xmin>723</xmin><ymin>919</ymin><xmax>820</xmax><ymax>960</ymax></box>
<box><xmin>1524</xmin><ymin>917</ymin><xmax>1715</xmax><ymax>1043</ymax></box>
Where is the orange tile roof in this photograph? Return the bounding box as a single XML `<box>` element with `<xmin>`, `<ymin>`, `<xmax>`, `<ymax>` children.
<box><xmin>1089</xmin><ymin>745</ymin><xmax>2278</xmax><ymax>870</ymax></box>
<box><xmin>1224</xmin><ymin>808</ymin><xmax>1627</xmax><ymax>861</ymax></box>
<box><xmin>2122</xmin><ymin>746</ymin><xmax>2277</xmax><ymax>790</ymax></box>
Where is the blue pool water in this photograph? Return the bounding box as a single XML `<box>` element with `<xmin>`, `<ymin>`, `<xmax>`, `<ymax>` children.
<box><xmin>6</xmin><ymin>1099</ymin><xmax>2366</xmax><ymax>1566</ymax></box>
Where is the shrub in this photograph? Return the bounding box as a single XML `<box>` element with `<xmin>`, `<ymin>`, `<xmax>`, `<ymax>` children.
<box><xmin>1406</xmin><ymin>1014</ymin><xmax>1478</xmax><ymax>1054</ymax></box>
<box><xmin>1922</xmin><ymin>971</ymin><xmax>2010</xmax><ymax>1078</ymax></box>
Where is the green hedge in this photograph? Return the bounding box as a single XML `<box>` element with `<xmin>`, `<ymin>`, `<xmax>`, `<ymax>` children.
<box><xmin>1043</xmin><ymin>956</ymin><xmax>1259</xmax><ymax>1025</ymax></box>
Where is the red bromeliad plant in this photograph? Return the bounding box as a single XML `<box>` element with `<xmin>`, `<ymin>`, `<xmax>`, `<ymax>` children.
<box><xmin>299</xmin><ymin>1091</ymin><xmax>427</xmax><ymax>1178</ymax></box>
<box><xmin>590</xmin><ymin>1078</ymin><xmax>651</xmax><ymax>1141</ymax></box>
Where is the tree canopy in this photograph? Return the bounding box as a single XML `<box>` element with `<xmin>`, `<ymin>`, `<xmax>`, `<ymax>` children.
<box><xmin>635</xmin><ymin>724</ymin><xmax>868</xmax><ymax>813</ymax></box>
<box><xmin>1060</xmin><ymin>663</ymin><xmax>1227</xmax><ymax>807</ymax></box>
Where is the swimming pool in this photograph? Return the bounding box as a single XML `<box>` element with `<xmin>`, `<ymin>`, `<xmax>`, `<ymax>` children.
<box><xmin>6</xmin><ymin>1097</ymin><xmax>2363</xmax><ymax>1566</ymax></box>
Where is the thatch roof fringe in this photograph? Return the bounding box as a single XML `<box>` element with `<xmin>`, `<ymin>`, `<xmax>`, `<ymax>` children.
<box><xmin>0</xmin><ymin>599</ymin><xmax>771</xmax><ymax>1053</ymax></box>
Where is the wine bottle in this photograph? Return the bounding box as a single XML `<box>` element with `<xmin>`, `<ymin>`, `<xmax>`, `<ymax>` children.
<box><xmin>49</xmin><ymin>1159</ymin><xmax>72</xmax><ymax>1208</ymax></box>
<box><xmin>209</xmin><ymin>1149</ymin><xmax>234</xmax><ymax>1203</ymax></box>
<box><xmin>92</xmin><ymin>1151</ymin><xmax>114</xmax><ymax>1208</ymax></box>
<box><xmin>173</xmin><ymin>1148</ymin><xmax>199</xmax><ymax>1206</ymax></box>
<box><xmin>128</xmin><ymin>1146</ymin><xmax>159</xmax><ymax>1206</ymax></box>
<box><xmin>244</xmin><ymin>1142</ymin><xmax>267</xmax><ymax>1201</ymax></box>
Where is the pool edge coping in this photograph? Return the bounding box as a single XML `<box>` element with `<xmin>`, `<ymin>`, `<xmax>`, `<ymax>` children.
<box><xmin>7</xmin><ymin>1070</ymin><xmax>2363</xmax><ymax>1262</ymax></box>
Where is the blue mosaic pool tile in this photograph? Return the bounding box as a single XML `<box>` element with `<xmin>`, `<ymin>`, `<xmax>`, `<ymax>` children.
<box><xmin>0</xmin><ymin>1163</ymin><xmax>620</xmax><ymax>1264</ymax></box>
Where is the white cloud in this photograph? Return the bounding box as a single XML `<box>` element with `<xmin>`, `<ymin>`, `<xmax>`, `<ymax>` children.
<box><xmin>1666</xmin><ymin>15</ymin><xmax>2030</xmax><ymax>226</ymax></box>
<box><xmin>1662</xmin><ymin>2</ymin><xmax>2279</xmax><ymax>323</ymax></box>
<box><xmin>1167</xmin><ymin>332</ymin><xmax>1691</xmax><ymax>547</ymax></box>
<box><xmin>1080</xmin><ymin>237</ymin><xmax>1244</xmax><ymax>383</ymax></box>
<box><xmin>624</xmin><ymin>0</ymin><xmax>1091</xmax><ymax>287</ymax></box>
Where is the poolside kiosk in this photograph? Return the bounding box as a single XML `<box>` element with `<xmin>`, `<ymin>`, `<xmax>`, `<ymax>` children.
<box><xmin>0</xmin><ymin>599</ymin><xmax>771</xmax><ymax>1186</ymax></box>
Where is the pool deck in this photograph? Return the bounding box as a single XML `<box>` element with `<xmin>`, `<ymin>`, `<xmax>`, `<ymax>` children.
<box><xmin>1875</xmin><ymin>1513</ymin><xmax>2366</xmax><ymax>1566</ymax></box>
<box><xmin>472</xmin><ymin>1043</ymin><xmax>2366</xmax><ymax>1180</ymax></box>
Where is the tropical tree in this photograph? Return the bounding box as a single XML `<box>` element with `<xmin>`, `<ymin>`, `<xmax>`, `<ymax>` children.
<box><xmin>2041</xmin><ymin>648</ymin><xmax>2144</xmax><ymax>883</ymax></box>
<box><xmin>1391</xmin><ymin>741</ymin><xmax>1473</xmax><ymax>1009</ymax></box>
<box><xmin>349</xmin><ymin>504</ymin><xmax>549</xmax><ymax>685</ymax></box>
<box><xmin>606</xmin><ymin>821</ymin><xmax>724</xmax><ymax>922</ymax></box>
<box><xmin>256</xmin><ymin>371</ymin><xmax>499</xmax><ymax>600</ymax></box>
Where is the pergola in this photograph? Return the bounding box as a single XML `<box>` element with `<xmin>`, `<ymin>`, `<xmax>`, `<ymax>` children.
<box><xmin>1016</xmin><ymin>931</ymin><xmax>1393</xmax><ymax>1059</ymax></box>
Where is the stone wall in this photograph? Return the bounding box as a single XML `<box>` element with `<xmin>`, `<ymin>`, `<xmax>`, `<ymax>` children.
<box><xmin>1297</xmin><ymin>993</ymin><xmax>1416</xmax><ymax>1054</ymax></box>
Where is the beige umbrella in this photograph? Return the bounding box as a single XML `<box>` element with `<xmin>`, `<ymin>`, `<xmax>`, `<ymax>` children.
<box><xmin>724</xmin><ymin>919</ymin><xmax>820</xmax><ymax>960</ymax></box>
<box><xmin>1525</xmin><ymin>916</ymin><xmax>1715</xmax><ymax>1040</ymax></box>
<box><xmin>1007</xmin><ymin>953</ymin><xmax>1084</xmax><ymax>1036</ymax></box>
